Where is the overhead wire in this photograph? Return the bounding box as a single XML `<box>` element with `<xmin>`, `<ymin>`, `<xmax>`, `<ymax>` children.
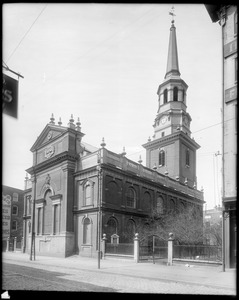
<box><xmin>15</xmin><ymin>4</ymin><xmax>161</xmax><ymax>104</ymax></box>
<box><xmin>45</xmin><ymin>4</ymin><xmax>162</xmax><ymax>82</ymax></box>
<box><xmin>6</xmin><ymin>4</ymin><xmax>48</xmax><ymax>63</ymax></box>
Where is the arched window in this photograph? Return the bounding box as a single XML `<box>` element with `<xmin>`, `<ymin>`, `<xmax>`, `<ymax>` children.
<box><xmin>125</xmin><ymin>219</ymin><xmax>136</xmax><ymax>242</ymax></box>
<box><xmin>82</xmin><ymin>180</ymin><xmax>94</xmax><ymax>206</ymax></box>
<box><xmin>156</xmin><ymin>196</ymin><xmax>164</xmax><ymax>213</ymax></box>
<box><xmin>173</xmin><ymin>86</ymin><xmax>178</xmax><ymax>101</ymax></box>
<box><xmin>163</xmin><ymin>89</ymin><xmax>168</xmax><ymax>104</ymax></box>
<box><xmin>169</xmin><ymin>199</ymin><xmax>175</xmax><ymax>212</ymax></box>
<box><xmin>159</xmin><ymin>150</ymin><xmax>165</xmax><ymax>167</ymax></box>
<box><xmin>126</xmin><ymin>187</ymin><xmax>136</xmax><ymax>208</ymax></box>
<box><xmin>106</xmin><ymin>181</ymin><xmax>119</xmax><ymax>204</ymax></box>
<box><xmin>106</xmin><ymin>217</ymin><xmax>117</xmax><ymax>240</ymax></box>
<box><xmin>85</xmin><ymin>184</ymin><xmax>91</xmax><ymax>206</ymax></box>
<box><xmin>186</xmin><ymin>149</ymin><xmax>190</xmax><ymax>166</ymax></box>
<box><xmin>83</xmin><ymin>217</ymin><xmax>91</xmax><ymax>244</ymax></box>
<box><xmin>180</xmin><ymin>201</ymin><xmax>186</xmax><ymax>212</ymax></box>
<box><xmin>12</xmin><ymin>205</ymin><xmax>18</xmax><ymax>216</ymax></box>
<box><xmin>43</xmin><ymin>190</ymin><xmax>52</xmax><ymax>235</ymax></box>
<box><xmin>143</xmin><ymin>191</ymin><xmax>151</xmax><ymax>211</ymax></box>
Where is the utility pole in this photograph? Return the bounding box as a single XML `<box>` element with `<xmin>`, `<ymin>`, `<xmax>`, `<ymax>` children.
<box><xmin>30</xmin><ymin>170</ymin><xmax>36</xmax><ymax>260</ymax></box>
<box><xmin>97</xmin><ymin>145</ymin><xmax>103</xmax><ymax>269</ymax></box>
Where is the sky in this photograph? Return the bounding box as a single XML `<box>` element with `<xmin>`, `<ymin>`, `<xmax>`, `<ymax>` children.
<box><xmin>2</xmin><ymin>3</ymin><xmax>222</xmax><ymax>209</ymax></box>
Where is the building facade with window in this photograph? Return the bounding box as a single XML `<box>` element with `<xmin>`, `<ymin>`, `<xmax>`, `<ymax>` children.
<box><xmin>205</xmin><ymin>4</ymin><xmax>237</xmax><ymax>269</ymax></box>
<box><xmin>23</xmin><ymin>17</ymin><xmax>204</xmax><ymax>258</ymax></box>
<box><xmin>2</xmin><ymin>185</ymin><xmax>24</xmax><ymax>250</ymax></box>
<box><xmin>204</xmin><ymin>205</ymin><xmax>222</xmax><ymax>245</ymax></box>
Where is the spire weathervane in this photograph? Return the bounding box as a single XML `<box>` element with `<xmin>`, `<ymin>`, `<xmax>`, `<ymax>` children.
<box><xmin>169</xmin><ymin>6</ymin><xmax>176</xmax><ymax>23</ymax></box>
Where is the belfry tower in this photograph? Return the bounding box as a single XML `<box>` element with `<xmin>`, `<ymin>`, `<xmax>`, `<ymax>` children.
<box><xmin>143</xmin><ymin>11</ymin><xmax>200</xmax><ymax>188</ymax></box>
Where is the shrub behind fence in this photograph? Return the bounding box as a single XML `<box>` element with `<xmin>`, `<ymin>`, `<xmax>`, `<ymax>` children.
<box><xmin>106</xmin><ymin>243</ymin><xmax>134</xmax><ymax>256</ymax></box>
<box><xmin>173</xmin><ymin>244</ymin><xmax>222</xmax><ymax>262</ymax></box>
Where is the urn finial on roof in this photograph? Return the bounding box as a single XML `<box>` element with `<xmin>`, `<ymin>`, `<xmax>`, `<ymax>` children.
<box><xmin>49</xmin><ymin>113</ymin><xmax>55</xmax><ymax>124</ymax></box>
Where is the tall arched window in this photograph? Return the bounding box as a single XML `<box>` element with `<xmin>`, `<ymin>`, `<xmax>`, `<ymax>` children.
<box><xmin>106</xmin><ymin>217</ymin><xmax>117</xmax><ymax>240</ymax></box>
<box><xmin>83</xmin><ymin>217</ymin><xmax>91</xmax><ymax>244</ymax></box>
<box><xmin>186</xmin><ymin>149</ymin><xmax>190</xmax><ymax>166</ymax></box>
<box><xmin>106</xmin><ymin>181</ymin><xmax>119</xmax><ymax>204</ymax></box>
<box><xmin>125</xmin><ymin>219</ymin><xmax>136</xmax><ymax>242</ymax></box>
<box><xmin>126</xmin><ymin>187</ymin><xmax>136</xmax><ymax>208</ymax></box>
<box><xmin>163</xmin><ymin>89</ymin><xmax>168</xmax><ymax>104</ymax></box>
<box><xmin>169</xmin><ymin>199</ymin><xmax>175</xmax><ymax>212</ymax></box>
<box><xmin>159</xmin><ymin>150</ymin><xmax>165</xmax><ymax>167</ymax></box>
<box><xmin>85</xmin><ymin>184</ymin><xmax>91</xmax><ymax>206</ymax></box>
<box><xmin>83</xmin><ymin>180</ymin><xmax>94</xmax><ymax>206</ymax></box>
<box><xmin>143</xmin><ymin>191</ymin><xmax>151</xmax><ymax>211</ymax></box>
<box><xmin>43</xmin><ymin>190</ymin><xmax>52</xmax><ymax>235</ymax></box>
<box><xmin>156</xmin><ymin>196</ymin><xmax>164</xmax><ymax>213</ymax></box>
<box><xmin>173</xmin><ymin>86</ymin><xmax>178</xmax><ymax>101</ymax></box>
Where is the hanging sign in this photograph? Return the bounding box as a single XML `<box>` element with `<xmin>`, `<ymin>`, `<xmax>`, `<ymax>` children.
<box><xmin>2</xmin><ymin>73</ymin><xmax>18</xmax><ymax>119</ymax></box>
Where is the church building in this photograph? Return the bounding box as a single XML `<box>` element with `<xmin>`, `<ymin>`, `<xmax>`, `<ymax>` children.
<box><xmin>23</xmin><ymin>17</ymin><xmax>204</xmax><ymax>258</ymax></box>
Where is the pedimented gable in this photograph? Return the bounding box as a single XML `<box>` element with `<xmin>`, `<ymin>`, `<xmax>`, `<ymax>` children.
<box><xmin>30</xmin><ymin>124</ymin><xmax>68</xmax><ymax>152</ymax></box>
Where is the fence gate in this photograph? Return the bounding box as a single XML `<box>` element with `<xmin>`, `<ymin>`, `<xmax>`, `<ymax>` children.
<box><xmin>139</xmin><ymin>235</ymin><xmax>168</xmax><ymax>263</ymax></box>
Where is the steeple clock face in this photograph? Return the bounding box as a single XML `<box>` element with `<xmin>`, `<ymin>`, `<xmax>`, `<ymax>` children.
<box><xmin>161</xmin><ymin>116</ymin><xmax>167</xmax><ymax>125</ymax></box>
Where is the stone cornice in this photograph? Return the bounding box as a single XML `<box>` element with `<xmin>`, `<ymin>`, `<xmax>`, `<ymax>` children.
<box><xmin>157</xmin><ymin>78</ymin><xmax>188</xmax><ymax>95</ymax></box>
<box><xmin>142</xmin><ymin>131</ymin><xmax>200</xmax><ymax>150</ymax></box>
<box><xmin>26</xmin><ymin>151</ymin><xmax>78</xmax><ymax>175</ymax></box>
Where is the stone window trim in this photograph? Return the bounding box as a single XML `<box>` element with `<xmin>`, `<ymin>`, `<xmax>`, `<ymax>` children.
<box><xmin>159</xmin><ymin>149</ymin><xmax>166</xmax><ymax>167</ymax></box>
<box><xmin>126</xmin><ymin>187</ymin><xmax>137</xmax><ymax>209</ymax></box>
<box><xmin>163</xmin><ymin>88</ymin><xmax>168</xmax><ymax>104</ymax></box>
<box><xmin>82</xmin><ymin>180</ymin><xmax>95</xmax><ymax>207</ymax></box>
<box><xmin>35</xmin><ymin>194</ymin><xmax>62</xmax><ymax>236</ymax></box>
<box><xmin>82</xmin><ymin>216</ymin><xmax>93</xmax><ymax>245</ymax></box>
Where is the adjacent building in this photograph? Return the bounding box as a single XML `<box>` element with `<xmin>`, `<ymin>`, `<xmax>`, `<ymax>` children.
<box><xmin>2</xmin><ymin>185</ymin><xmax>24</xmax><ymax>250</ymax></box>
<box><xmin>22</xmin><ymin>17</ymin><xmax>204</xmax><ymax>258</ymax></box>
<box><xmin>204</xmin><ymin>205</ymin><xmax>222</xmax><ymax>245</ymax></box>
<box><xmin>205</xmin><ymin>4</ymin><xmax>237</xmax><ymax>269</ymax></box>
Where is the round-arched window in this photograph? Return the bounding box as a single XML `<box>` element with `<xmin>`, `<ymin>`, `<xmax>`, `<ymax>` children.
<box><xmin>126</xmin><ymin>187</ymin><xmax>136</xmax><ymax>208</ymax></box>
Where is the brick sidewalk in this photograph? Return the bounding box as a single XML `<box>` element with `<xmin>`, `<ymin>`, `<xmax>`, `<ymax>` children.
<box><xmin>2</xmin><ymin>252</ymin><xmax>236</xmax><ymax>294</ymax></box>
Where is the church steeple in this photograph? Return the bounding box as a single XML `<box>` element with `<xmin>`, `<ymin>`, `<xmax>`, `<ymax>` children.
<box><xmin>142</xmin><ymin>8</ymin><xmax>201</xmax><ymax>189</ymax></box>
<box><xmin>165</xmin><ymin>20</ymin><xmax>180</xmax><ymax>79</ymax></box>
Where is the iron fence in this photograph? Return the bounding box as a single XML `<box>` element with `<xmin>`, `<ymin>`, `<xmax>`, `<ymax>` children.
<box><xmin>173</xmin><ymin>244</ymin><xmax>222</xmax><ymax>262</ymax></box>
<box><xmin>139</xmin><ymin>245</ymin><xmax>152</xmax><ymax>260</ymax></box>
<box><xmin>139</xmin><ymin>244</ymin><xmax>168</xmax><ymax>261</ymax></box>
<box><xmin>105</xmin><ymin>243</ymin><xmax>134</xmax><ymax>256</ymax></box>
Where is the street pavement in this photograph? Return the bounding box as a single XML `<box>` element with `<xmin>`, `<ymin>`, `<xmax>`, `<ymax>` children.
<box><xmin>2</xmin><ymin>251</ymin><xmax>237</xmax><ymax>294</ymax></box>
